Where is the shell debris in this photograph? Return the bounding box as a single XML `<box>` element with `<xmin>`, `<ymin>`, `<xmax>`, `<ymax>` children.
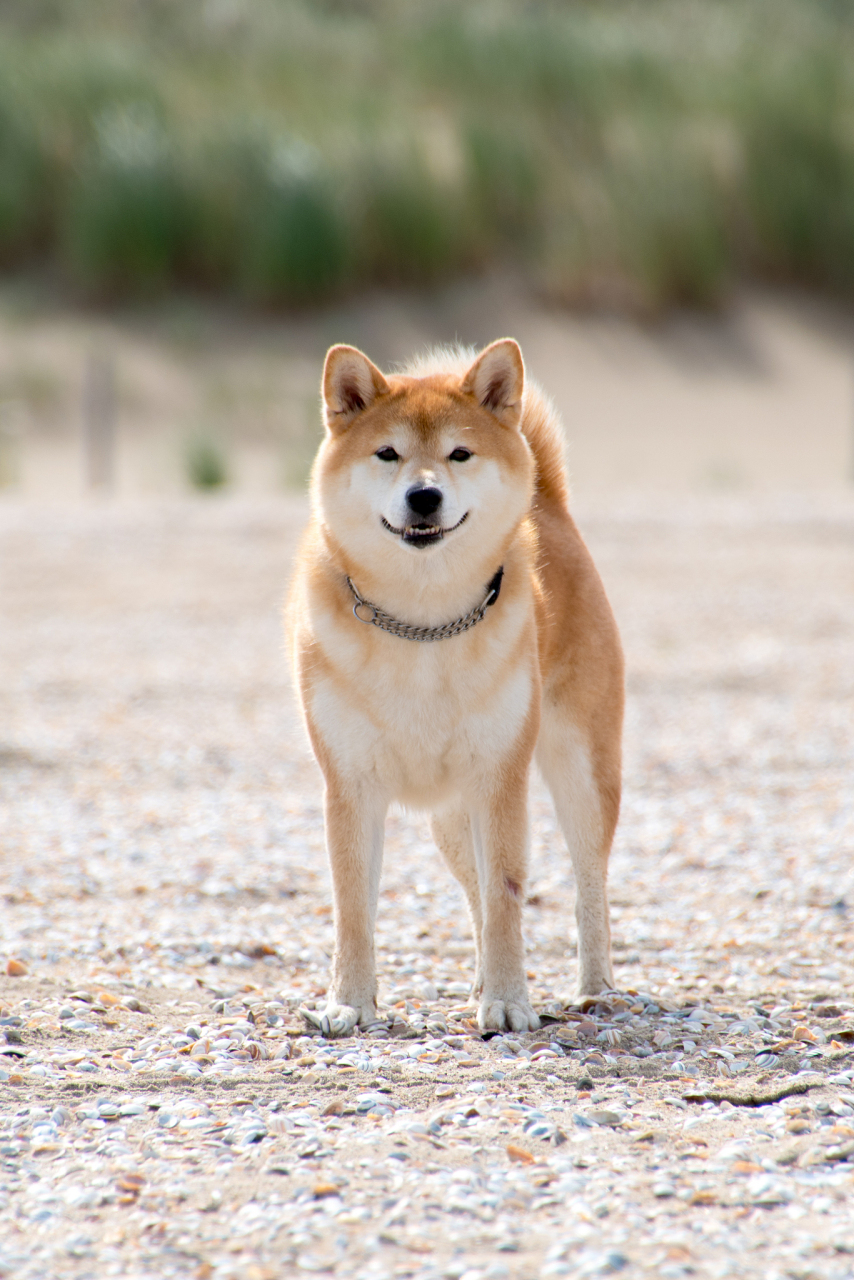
<box><xmin>0</xmin><ymin>495</ymin><xmax>852</xmax><ymax>1277</ymax></box>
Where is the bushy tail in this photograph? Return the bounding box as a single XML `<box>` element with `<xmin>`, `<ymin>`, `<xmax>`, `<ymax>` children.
<box><xmin>521</xmin><ymin>382</ymin><xmax>570</xmax><ymax>506</ymax></box>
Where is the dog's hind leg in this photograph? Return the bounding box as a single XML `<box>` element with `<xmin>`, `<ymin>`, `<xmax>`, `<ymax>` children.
<box><xmin>431</xmin><ymin>809</ymin><xmax>484</xmax><ymax>997</ymax></box>
<box><xmin>536</xmin><ymin>716</ymin><xmax>619</xmax><ymax>996</ymax></box>
<box><xmin>321</xmin><ymin>783</ymin><xmax>387</xmax><ymax>1035</ymax></box>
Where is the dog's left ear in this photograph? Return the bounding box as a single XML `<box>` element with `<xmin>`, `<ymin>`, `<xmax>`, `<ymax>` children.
<box><xmin>322</xmin><ymin>345</ymin><xmax>390</xmax><ymax>434</ymax></box>
<box><xmin>461</xmin><ymin>339</ymin><xmax>524</xmax><ymax>430</ymax></box>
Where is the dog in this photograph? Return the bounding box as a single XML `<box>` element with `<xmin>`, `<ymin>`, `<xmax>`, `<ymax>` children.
<box><xmin>287</xmin><ymin>339</ymin><xmax>624</xmax><ymax>1034</ymax></box>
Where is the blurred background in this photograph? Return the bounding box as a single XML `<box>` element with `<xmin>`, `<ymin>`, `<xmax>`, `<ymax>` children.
<box><xmin>1</xmin><ymin>0</ymin><xmax>854</xmax><ymax>498</ymax></box>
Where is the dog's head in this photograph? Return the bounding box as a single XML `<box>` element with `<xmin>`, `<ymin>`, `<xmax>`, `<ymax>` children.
<box><xmin>313</xmin><ymin>339</ymin><xmax>535</xmax><ymax>581</ymax></box>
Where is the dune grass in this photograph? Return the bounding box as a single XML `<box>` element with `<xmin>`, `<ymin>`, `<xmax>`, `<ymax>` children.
<box><xmin>2</xmin><ymin>0</ymin><xmax>854</xmax><ymax>312</ymax></box>
<box><xmin>185</xmin><ymin>432</ymin><xmax>229</xmax><ymax>490</ymax></box>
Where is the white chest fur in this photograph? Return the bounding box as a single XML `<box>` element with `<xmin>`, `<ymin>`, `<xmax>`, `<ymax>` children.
<box><xmin>305</xmin><ymin>607</ymin><xmax>537</xmax><ymax>808</ymax></box>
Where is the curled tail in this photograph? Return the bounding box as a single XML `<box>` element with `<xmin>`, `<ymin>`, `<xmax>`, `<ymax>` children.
<box><xmin>521</xmin><ymin>382</ymin><xmax>570</xmax><ymax>507</ymax></box>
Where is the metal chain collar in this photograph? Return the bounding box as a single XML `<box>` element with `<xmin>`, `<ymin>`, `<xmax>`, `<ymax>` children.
<box><xmin>346</xmin><ymin>567</ymin><xmax>504</xmax><ymax>642</ymax></box>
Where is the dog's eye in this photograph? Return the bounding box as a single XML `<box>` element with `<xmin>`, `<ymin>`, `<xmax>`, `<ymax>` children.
<box><xmin>375</xmin><ymin>446</ymin><xmax>399</xmax><ymax>462</ymax></box>
<box><xmin>448</xmin><ymin>447</ymin><xmax>472</xmax><ymax>462</ymax></box>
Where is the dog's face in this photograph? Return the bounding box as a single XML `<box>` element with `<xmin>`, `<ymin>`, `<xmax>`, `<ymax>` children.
<box><xmin>313</xmin><ymin>340</ymin><xmax>535</xmax><ymax>581</ymax></box>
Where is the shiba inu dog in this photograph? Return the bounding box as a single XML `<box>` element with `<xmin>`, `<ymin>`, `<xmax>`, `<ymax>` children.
<box><xmin>288</xmin><ymin>339</ymin><xmax>624</xmax><ymax>1034</ymax></box>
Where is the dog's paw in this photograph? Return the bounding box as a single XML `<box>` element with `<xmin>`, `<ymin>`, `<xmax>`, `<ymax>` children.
<box><xmin>301</xmin><ymin>997</ymin><xmax>374</xmax><ymax>1038</ymax></box>
<box><xmin>322</xmin><ymin>1005</ymin><xmax>360</xmax><ymax>1037</ymax></box>
<box><xmin>478</xmin><ymin>997</ymin><xmax>540</xmax><ymax>1033</ymax></box>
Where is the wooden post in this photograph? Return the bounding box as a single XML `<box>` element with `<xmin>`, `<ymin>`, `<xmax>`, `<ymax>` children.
<box><xmin>83</xmin><ymin>352</ymin><xmax>116</xmax><ymax>491</ymax></box>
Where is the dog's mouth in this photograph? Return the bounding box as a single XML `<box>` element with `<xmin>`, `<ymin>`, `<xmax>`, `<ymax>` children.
<box><xmin>381</xmin><ymin>512</ymin><xmax>468</xmax><ymax>548</ymax></box>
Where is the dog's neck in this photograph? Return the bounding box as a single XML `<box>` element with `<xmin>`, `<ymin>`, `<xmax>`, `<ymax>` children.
<box><xmin>316</xmin><ymin>511</ymin><xmax>535</xmax><ymax>629</ymax></box>
<box><xmin>345</xmin><ymin>568</ymin><xmax>504</xmax><ymax>642</ymax></box>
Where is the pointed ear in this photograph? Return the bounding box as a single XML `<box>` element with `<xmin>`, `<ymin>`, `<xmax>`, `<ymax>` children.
<box><xmin>322</xmin><ymin>345</ymin><xmax>390</xmax><ymax>434</ymax></box>
<box><xmin>460</xmin><ymin>339</ymin><xmax>525</xmax><ymax>429</ymax></box>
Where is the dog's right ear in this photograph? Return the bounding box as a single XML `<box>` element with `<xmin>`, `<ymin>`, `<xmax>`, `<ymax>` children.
<box><xmin>322</xmin><ymin>345</ymin><xmax>390</xmax><ymax>434</ymax></box>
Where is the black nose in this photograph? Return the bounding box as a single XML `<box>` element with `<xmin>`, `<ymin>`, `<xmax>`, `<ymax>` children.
<box><xmin>406</xmin><ymin>485</ymin><xmax>443</xmax><ymax>517</ymax></box>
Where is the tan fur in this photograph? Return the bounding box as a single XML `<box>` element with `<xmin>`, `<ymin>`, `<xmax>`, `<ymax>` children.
<box><xmin>287</xmin><ymin>339</ymin><xmax>624</xmax><ymax>1034</ymax></box>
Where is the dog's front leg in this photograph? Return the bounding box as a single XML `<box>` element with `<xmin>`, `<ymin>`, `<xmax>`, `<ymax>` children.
<box><xmin>431</xmin><ymin>809</ymin><xmax>484</xmax><ymax>997</ymax></box>
<box><xmin>321</xmin><ymin>783</ymin><xmax>386</xmax><ymax>1036</ymax></box>
<box><xmin>474</xmin><ymin>786</ymin><xmax>540</xmax><ymax>1033</ymax></box>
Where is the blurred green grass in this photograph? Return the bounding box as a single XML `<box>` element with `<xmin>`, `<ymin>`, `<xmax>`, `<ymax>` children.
<box><xmin>3</xmin><ymin>0</ymin><xmax>854</xmax><ymax>312</ymax></box>
<box><xmin>185</xmin><ymin>431</ymin><xmax>229</xmax><ymax>490</ymax></box>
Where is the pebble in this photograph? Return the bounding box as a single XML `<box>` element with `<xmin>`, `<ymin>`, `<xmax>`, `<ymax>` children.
<box><xmin>0</xmin><ymin>496</ymin><xmax>852</xmax><ymax>1279</ymax></box>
